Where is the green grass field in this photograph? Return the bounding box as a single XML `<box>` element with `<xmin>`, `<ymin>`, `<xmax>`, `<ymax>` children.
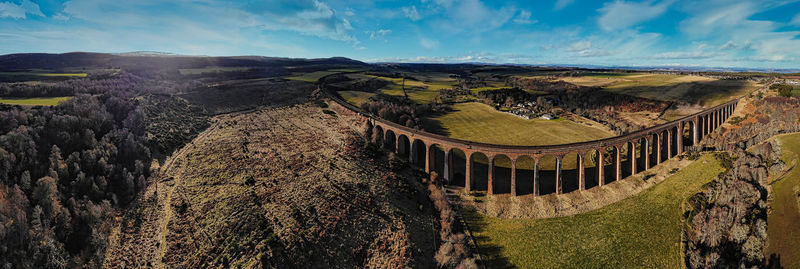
<box><xmin>426</xmin><ymin>102</ymin><xmax>613</xmax><ymax>146</ymax></box>
<box><xmin>765</xmin><ymin>133</ymin><xmax>800</xmax><ymax>268</ymax></box>
<box><xmin>338</xmin><ymin>90</ymin><xmax>375</xmax><ymax>107</ymax></box>
<box><xmin>461</xmin><ymin>153</ymin><xmax>725</xmax><ymax>268</ymax></box>
<box><xmin>0</xmin><ymin>96</ymin><xmax>71</xmax><ymax>106</ymax></box>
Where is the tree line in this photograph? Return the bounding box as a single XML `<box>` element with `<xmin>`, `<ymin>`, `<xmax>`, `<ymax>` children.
<box><xmin>0</xmin><ymin>71</ymin><xmax>199</xmax><ymax>268</ymax></box>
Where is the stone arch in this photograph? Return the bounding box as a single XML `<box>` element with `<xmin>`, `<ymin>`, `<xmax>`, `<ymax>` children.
<box><xmin>491</xmin><ymin>154</ymin><xmax>513</xmax><ymax>195</ymax></box>
<box><xmin>649</xmin><ymin>133</ymin><xmax>660</xmax><ymax>168</ymax></box>
<box><xmin>670</xmin><ymin>125</ymin><xmax>679</xmax><ymax>158</ymax></box>
<box><xmin>447</xmin><ymin>148</ymin><xmax>468</xmax><ymax>188</ymax></box>
<box><xmin>561</xmin><ymin>152</ymin><xmax>580</xmax><ymax>193</ymax></box>
<box><xmin>538</xmin><ymin>155</ymin><xmax>558</xmax><ymax>195</ymax></box>
<box><xmin>660</xmin><ymin>129</ymin><xmax>670</xmax><ymax>163</ymax></box>
<box><xmin>428</xmin><ymin>144</ymin><xmax>446</xmax><ymax>181</ymax></box>
<box><xmin>637</xmin><ymin>137</ymin><xmax>649</xmax><ymax>173</ymax></box>
<box><xmin>515</xmin><ymin>155</ymin><xmax>535</xmax><ymax>196</ymax></box>
<box><xmin>397</xmin><ymin>135</ymin><xmax>410</xmax><ymax>158</ymax></box>
<box><xmin>585</xmin><ymin>149</ymin><xmax>602</xmax><ymax>189</ymax></box>
<box><xmin>384</xmin><ymin>130</ymin><xmax>396</xmax><ymax>151</ymax></box>
<box><xmin>682</xmin><ymin>120</ymin><xmax>695</xmax><ymax>148</ymax></box>
<box><xmin>410</xmin><ymin>139</ymin><xmax>426</xmax><ymax>168</ymax></box>
<box><xmin>598</xmin><ymin>146</ymin><xmax>619</xmax><ymax>183</ymax></box>
<box><xmin>624</xmin><ymin>141</ymin><xmax>637</xmax><ymax>178</ymax></box>
<box><xmin>469</xmin><ymin>152</ymin><xmax>490</xmax><ymax>192</ymax></box>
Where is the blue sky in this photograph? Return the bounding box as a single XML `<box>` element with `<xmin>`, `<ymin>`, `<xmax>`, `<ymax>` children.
<box><xmin>1</xmin><ymin>0</ymin><xmax>800</xmax><ymax>69</ymax></box>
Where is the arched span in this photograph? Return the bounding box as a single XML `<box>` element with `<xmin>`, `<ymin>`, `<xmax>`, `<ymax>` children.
<box><xmin>321</xmin><ymin>84</ymin><xmax>746</xmax><ymax>197</ymax></box>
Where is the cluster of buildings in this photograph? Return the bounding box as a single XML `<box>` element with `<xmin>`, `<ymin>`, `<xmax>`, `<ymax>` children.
<box><xmin>503</xmin><ymin>101</ymin><xmax>555</xmax><ymax>120</ymax></box>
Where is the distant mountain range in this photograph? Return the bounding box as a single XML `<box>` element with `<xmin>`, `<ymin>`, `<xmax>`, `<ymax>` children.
<box><xmin>0</xmin><ymin>52</ymin><xmax>368</xmax><ymax>71</ymax></box>
<box><xmin>0</xmin><ymin>51</ymin><xmax>796</xmax><ymax>74</ymax></box>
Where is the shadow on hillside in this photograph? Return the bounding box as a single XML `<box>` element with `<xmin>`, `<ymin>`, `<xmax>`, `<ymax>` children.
<box><xmin>598</xmin><ymin>79</ymin><xmax>753</xmax><ymax>106</ymax></box>
<box><xmin>421</xmin><ymin>115</ymin><xmax>451</xmax><ymax>137</ymax></box>
<box><xmin>766</xmin><ymin>253</ymin><xmax>784</xmax><ymax>269</ymax></box>
<box><xmin>460</xmin><ymin>208</ymin><xmax>515</xmax><ymax>269</ymax></box>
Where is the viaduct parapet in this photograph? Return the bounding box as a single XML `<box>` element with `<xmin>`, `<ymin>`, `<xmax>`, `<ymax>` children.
<box><xmin>322</xmin><ymin>86</ymin><xmax>739</xmax><ymax>197</ymax></box>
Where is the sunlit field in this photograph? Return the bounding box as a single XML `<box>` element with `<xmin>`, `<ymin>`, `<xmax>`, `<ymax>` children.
<box><xmin>0</xmin><ymin>96</ymin><xmax>72</xmax><ymax>106</ymax></box>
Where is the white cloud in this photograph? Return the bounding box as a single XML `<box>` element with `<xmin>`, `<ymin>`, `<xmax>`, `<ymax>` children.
<box><xmin>554</xmin><ymin>0</ymin><xmax>574</xmax><ymax>10</ymax></box>
<box><xmin>368</xmin><ymin>52</ymin><xmax>538</xmax><ymax>64</ymax></box>
<box><xmin>61</xmin><ymin>0</ymin><xmax>359</xmax><ymax>44</ymax></box>
<box><xmin>52</xmin><ymin>12</ymin><xmax>69</xmax><ymax>21</ymax></box>
<box><xmin>402</xmin><ymin>5</ymin><xmax>421</xmax><ymax>21</ymax></box>
<box><xmin>565</xmin><ymin>40</ymin><xmax>615</xmax><ymax>57</ymax></box>
<box><xmin>678</xmin><ymin>1</ymin><xmax>800</xmax><ymax>63</ymax></box>
<box><xmin>719</xmin><ymin>40</ymin><xmax>753</xmax><ymax>51</ymax></box>
<box><xmin>597</xmin><ymin>0</ymin><xmax>674</xmax><ymax>31</ymax></box>
<box><xmin>0</xmin><ymin>0</ymin><xmax>43</xmax><ymax>19</ymax></box>
<box><xmin>651</xmin><ymin>51</ymin><xmax>719</xmax><ymax>60</ymax></box>
<box><xmin>420</xmin><ymin>37</ymin><xmax>439</xmax><ymax>49</ymax></box>
<box><xmin>431</xmin><ymin>0</ymin><xmax>516</xmax><ymax>32</ymax></box>
<box><xmin>566</xmin><ymin>40</ymin><xmax>592</xmax><ymax>52</ymax></box>
<box><xmin>513</xmin><ymin>10</ymin><xmax>537</xmax><ymax>24</ymax></box>
<box><xmin>367</xmin><ymin>29</ymin><xmax>391</xmax><ymax>41</ymax></box>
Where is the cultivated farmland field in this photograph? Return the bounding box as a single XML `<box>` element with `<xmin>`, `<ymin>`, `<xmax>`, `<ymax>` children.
<box><xmin>461</xmin><ymin>153</ymin><xmax>726</xmax><ymax>268</ymax></box>
<box><xmin>0</xmin><ymin>96</ymin><xmax>71</xmax><ymax>106</ymax></box>
<box><xmin>560</xmin><ymin>73</ymin><xmax>761</xmax><ymax>106</ymax></box>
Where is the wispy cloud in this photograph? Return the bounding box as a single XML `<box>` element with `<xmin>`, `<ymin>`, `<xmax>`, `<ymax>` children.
<box><xmin>597</xmin><ymin>0</ymin><xmax>674</xmax><ymax>31</ymax></box>
<box><xmin>678</xmin><ymin>1</ymin><xmax>800</xmax><ymax>63</ymax></box>
<box><xmin>428</xmin><ymin>0</ymin><xmax>516</xmax><ymax>33</ymax></box>
<box><xmin>402</xmin><ymin>5</ymin><xmax>421</xmax><ymax>21</ymax></box>
<box><xmin>420</xmin><ymin>37</ymin><xmax>439</xmax><ymax>49</ymax></box>
<box><xmin>554</xmin><ymin>0</ymin><xmax>575</xmax><ymax>10</ymax></box>
<box><xmin>513</xmin><ymin>10</ymin><xmax>537</xmax><ymax>24</ymax></box>
<box><xmin>791</xmin><ymin>13</ymin><xmax>800</xmax><ymax>26</ymax></box>
<box><xmin>369</xmin><ymin>51</ymin><xmax>539</xmax><ymax>64</ymax></box>
<box><xmin>719</xmin><ymin>40</ymin><xmax>753</xmax><ymax>51</ymax></box>
<box><xmin>0</xmin><ymin>0</ymin><xmax>43</xmax><ymax>19</ymax></box>
<box><xmin>367</xmin><ymin>29</ymin><xmax>391</xmax><ymax>41</ymax></box>
<box><xmin>651</xmin><ymin>51</ymin><xmax>719</xmax><ymax>60</ymax></box>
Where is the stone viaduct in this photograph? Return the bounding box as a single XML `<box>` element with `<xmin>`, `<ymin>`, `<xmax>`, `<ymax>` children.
<box><xmin>323</xmin><ymin>87</ymin><xmax>739</xmax><ymax>197</ymax></box>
